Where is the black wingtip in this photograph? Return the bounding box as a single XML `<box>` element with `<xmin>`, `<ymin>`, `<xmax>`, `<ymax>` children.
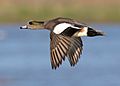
<box><xmin>52</xmin><ymin>66</ymin><xmax>57</xmax><ymax>70</ymax></box>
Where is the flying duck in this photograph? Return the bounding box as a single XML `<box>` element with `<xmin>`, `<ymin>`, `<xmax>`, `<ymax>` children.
<box><xmin>20</xmin><ymin>17</ymin><xmax>104</xmax><ymax>69</ymax></box>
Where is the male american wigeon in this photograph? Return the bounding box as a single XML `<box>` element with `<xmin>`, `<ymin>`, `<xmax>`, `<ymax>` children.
<box><xmin>20</xmin><ymin>17</ymin><xmax>104</xmax><ymax>69</ymax></box>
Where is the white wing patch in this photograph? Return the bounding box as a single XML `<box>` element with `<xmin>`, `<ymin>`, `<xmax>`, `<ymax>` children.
<box><xmin>53</xmin><ymin>23</ymin><xmax>79</xmax><ymax>34</ymax></box>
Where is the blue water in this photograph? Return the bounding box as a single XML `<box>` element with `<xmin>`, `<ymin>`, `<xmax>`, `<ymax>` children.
<box><xmin>0</xmin><ymin>24</ymin><xmax>120</xmax><ymax>86</ymax></box>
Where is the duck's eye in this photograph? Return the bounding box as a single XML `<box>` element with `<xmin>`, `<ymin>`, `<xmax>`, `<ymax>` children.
<box><xmin>29</xmin><ymin>21</ymin><xmax>33</xmax><ymax>25</ymax></box>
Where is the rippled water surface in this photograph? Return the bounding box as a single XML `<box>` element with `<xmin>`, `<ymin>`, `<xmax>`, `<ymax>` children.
<box><xmin>0</xmin><ymin>24</ymin><xmax>120</xmax><ymax>86</ymax></box>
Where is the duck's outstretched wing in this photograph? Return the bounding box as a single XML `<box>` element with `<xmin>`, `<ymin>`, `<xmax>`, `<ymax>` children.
<box><xmin>67</xmin><ymin>37</ymin><xmax>83</xmax><ymax>66</ymax></box>
<box><xmin>50</xmin><ymin>32</ymin><xmax>71</xmax><ymax>69</ymax></box>
<box><xmin>50</xmin><ymin>32</ymin><xmax>83</xmax><ymax>69</ymax></box>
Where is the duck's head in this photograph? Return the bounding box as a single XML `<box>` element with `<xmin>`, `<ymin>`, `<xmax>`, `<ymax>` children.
<box><xmin>20</xmin><ymin>20</ymin><xmax>45</xmax><ymax>30</ymax></box>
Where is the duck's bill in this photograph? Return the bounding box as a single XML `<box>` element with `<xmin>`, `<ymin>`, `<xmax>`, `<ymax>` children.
<box><xmin>20</xmin><ymin>25</ymin><xmax>28</xmax><ymax>29</ymax></box>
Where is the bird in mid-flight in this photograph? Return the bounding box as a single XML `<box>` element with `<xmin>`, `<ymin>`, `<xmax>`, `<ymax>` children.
<box><xmin>20</xmin><ymin>17</ymin><xmax>104</xmax><ymax>69</ymax></box>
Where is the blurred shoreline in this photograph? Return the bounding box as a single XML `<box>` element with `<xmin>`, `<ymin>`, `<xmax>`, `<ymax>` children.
<box><xmin>0</xmin><ymin>0</ymin><xmax>120</xmax><ymax>23</ymax></box>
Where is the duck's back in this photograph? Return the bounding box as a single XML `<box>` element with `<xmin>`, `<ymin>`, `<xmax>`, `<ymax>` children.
<box><xmin>44</xmin><ymin>17</ymin><xmax>87</xmax><ymax>30</ymax></box>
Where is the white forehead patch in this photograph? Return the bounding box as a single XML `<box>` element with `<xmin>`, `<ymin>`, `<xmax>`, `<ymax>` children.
<box><xmin>53</xmin><ymin>23</ymin><xmax>79</xmax><ymax>34</ymax></box>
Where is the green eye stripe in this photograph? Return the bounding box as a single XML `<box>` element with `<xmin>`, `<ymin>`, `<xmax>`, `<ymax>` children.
<box><xmin>29</xmin><ymin>21</ymin><xmax>44</xmax><ymax>25</ymax></box>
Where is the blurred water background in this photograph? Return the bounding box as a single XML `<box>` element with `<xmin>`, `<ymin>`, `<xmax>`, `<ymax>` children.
<box><xmin>0</xmin><ymin>0</ymin><xmax>120</xmax><ymax>86</ymax></box>
<box><xmin>0</xmin><ymin>24</ymin><xmax>120</xmax><ymax>86</ymax></box>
